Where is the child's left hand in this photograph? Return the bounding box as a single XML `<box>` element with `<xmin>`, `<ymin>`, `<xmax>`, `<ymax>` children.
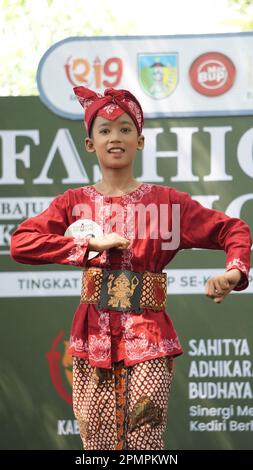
<box><xmin>205</xmin><ymin>269</ymin><xmax>242</xmax><ymax>303</ymax></box>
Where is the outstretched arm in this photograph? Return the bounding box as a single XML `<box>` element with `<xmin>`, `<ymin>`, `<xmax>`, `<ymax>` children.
<box><xmin>205</xmin><ymin>268</ymin><xmax>242</xmax><ymax>303</ymax></box>
<box><xmin>171</xmin><ymin>188</ymin><xmax>252</xmax><ymax>292</ymax></box>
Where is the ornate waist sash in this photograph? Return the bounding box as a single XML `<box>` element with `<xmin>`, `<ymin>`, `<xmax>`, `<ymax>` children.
<box><xmin>80</xmin><ymin>267</ymin><xmax>167</xmax><ymax>313</ymax></box>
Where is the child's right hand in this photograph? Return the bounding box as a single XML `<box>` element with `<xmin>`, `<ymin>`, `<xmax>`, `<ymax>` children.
<box><xmin>88</xmin><ymin>233</ymin><xmax>130</xmax><ymax>252</ymax></box>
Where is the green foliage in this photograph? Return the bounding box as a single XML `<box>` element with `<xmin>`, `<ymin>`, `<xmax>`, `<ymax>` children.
<box><xmin>1</xmin><ymin>0</ymin><xmax>253</xmax><ymax>96</ymax></box>
<box><xmin>227</xmin><ymin>0</ymin><xmax>253</xmax><ymax>30</ymax></box>
<box><xmin>228</xmin><ymin>0</ymin><xmax>252</xmax><ymax>11</ymax></box>
<box><xmin>0</xmin><ymin>0</ymin><xmax>136</xmax><ymax>96</ymax></box>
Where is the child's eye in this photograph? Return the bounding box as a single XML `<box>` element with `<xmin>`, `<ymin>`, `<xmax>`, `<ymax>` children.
<box><xmin>100</xmin><ymin>128</ymin><xmax>110</xmax><ymax>135</ymax></box>
<box><xmin>121</xmin><ymin>127</ymin><xmax>131</xmax><ymax>133</ymax></box>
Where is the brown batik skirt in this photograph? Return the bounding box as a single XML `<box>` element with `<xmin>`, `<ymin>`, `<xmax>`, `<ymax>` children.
<box><xmin>72</xmin><ymin>356</ymin><xmax>173</xmax><ymax>450</ymax></box>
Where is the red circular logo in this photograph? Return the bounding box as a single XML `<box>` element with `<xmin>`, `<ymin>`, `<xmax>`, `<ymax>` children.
<box><xmin>189</xmin><ymin>52</ymin><xmax>236</xmax><ymax>96</ymax></box>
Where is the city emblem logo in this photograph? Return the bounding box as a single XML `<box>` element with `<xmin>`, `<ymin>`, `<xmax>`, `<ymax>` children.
<box><xmin>138</xmin><ymin>53</ymin><xmax>178</xmax><ymax>99</ymax></box>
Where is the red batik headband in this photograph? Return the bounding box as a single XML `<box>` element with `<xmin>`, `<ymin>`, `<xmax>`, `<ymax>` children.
<box><xmin>73</xmin><ymin>86</ymin><xmax>144</xmax><ymax>137</ymax></box>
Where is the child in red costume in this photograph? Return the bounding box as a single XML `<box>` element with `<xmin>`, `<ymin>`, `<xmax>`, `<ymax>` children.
<box><xmin>11</xmin><ymin>86</ymin><xmax>252</xmax><ymax>450</ymax></box>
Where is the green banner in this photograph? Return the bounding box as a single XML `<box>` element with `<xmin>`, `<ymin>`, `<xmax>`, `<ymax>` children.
<box><xmin>0</xmin><ymin>97</ymin><xmax>252</xmax><ymax>449</ymax></box>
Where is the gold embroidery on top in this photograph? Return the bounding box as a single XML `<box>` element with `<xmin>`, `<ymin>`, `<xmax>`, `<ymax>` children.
<box><xmin>107</xmin><ymin>273</ymin><xmax>139</xmax><ymax>309</ymax></box>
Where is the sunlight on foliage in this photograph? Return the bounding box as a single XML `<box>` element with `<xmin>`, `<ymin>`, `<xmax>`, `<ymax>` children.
<box><xmin>1</xmin><ymin>0</ymin><xmax>253</xmax><ymax>96</ymax></box>
<box><xmin>225</xmin><ymin>0</ymin><xmax>253</xmax><ymax>31</ymax></box>
<box><xmin>0</xmin><ymin>0</ymin><xmax>136</xmax><ymax>95</ymax></box>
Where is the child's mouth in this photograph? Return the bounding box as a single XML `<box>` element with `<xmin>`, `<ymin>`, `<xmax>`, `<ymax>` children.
<box><xmin>108</xmin><ymin>147</ymin><xmax>125</xmax><ymax>154</ymax></box>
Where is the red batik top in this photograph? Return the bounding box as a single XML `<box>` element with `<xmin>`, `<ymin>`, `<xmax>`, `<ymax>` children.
<box><xmin>11</xmin><ymin>183</ymin><xmax>252</xmax><ymax>369</ymax></box>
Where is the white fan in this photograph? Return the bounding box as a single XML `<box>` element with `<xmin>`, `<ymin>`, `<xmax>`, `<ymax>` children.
<box><xmin>64</xmin><ymin>219</ymin><xmax>103</xmax><ymax>260</ymax></box>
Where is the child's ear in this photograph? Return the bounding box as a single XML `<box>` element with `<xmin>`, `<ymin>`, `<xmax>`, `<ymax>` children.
<box><xmin>85</xmin><ymin>138</ymin><xmax>96</xmax><ymax>153</ymax></box>
<box><xmin>137</xmin><ymin>134</ymin><xmax>145</xmax><ymax>150</ymax></box>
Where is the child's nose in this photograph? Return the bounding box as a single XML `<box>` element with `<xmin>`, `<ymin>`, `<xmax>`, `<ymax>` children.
<box><xmin>109</xmin><ymin>129</ymin><xmax>121</xmax><ymax>141</ymax></box>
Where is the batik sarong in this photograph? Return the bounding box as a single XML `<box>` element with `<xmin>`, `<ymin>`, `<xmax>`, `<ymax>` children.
<box><xmin>72</xmin><ymin>356</ymin><xmax>173</xmax><ymax>450</ymax></box>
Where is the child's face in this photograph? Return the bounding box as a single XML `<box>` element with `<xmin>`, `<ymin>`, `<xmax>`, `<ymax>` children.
<box><xmin>85</xmin><ymin>112</ymin><xmax>144</xmax><ymax>171</ymax></box>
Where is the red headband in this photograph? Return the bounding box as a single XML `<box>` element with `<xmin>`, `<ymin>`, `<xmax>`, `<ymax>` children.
<box><xmin>73</xmin><ymin>86</ymin><xmax>144</xmax><ymax>137</ymax></box>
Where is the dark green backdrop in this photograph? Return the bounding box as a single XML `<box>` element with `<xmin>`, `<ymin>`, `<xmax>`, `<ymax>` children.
<box><xmin>0</xmin><ymin>97</ymin><xmax>252</xmax><ymax>449</ymax></box>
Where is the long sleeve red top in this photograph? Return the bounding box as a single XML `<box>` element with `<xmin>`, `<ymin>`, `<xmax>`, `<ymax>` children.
<box><xmin>11</xmin><ymin>183</ymin><xmax>252</xmax><ymax>368</ymax></box>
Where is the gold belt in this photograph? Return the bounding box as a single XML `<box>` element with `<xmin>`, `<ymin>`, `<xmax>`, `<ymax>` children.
<box><xmin>80</xmin><ymin>267</ymin><xmax>167</xmax><ymax>313</ymax></box>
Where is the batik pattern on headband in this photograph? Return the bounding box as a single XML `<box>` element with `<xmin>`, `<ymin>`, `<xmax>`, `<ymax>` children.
<box><xmin>73</xmin><ymin>86</ymin><xmax>144</xmax><ymax>136</ymax></box>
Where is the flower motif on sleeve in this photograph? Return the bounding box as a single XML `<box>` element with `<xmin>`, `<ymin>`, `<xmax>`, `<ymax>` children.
<box><xmin>67</xmin><ymin>235</ymin><xmax>89</xmax><ymax>266</ymax></box>
<box><xmin>226</xmin><ymin>257</ymin><xmax>248</xmax><ymax>275</ymax></box>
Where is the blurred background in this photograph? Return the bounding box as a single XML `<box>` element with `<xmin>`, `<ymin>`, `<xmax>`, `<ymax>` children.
<box><xmin>1</xmin><ymin>0</ymin><xmax>253</xmax><ymax>452</ymax></box>
<box><xmin>1</xmin><ymin>0</ymin><xmax>253</xmax><ymax>96</ymax></box>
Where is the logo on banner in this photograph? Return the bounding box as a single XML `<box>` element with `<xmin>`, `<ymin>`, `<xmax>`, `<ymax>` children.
<box><xmin>46</xmin><ymin>330</ymin><xmax>72</xmax><ymax>405</ymax></box>
<box><xmin>64</xmin><ymin>56</ymin><xmax>123</xmax><ymax>88</ymax></box>
<box><xmin>138</xmin><ymin>53</ymin><xmax>178</xmax><ymax>99</ymax></box>
<box><xmin>189</xmin><ymin>52</ymin><xmax>236</xmax><ymax>96</ymax></box>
